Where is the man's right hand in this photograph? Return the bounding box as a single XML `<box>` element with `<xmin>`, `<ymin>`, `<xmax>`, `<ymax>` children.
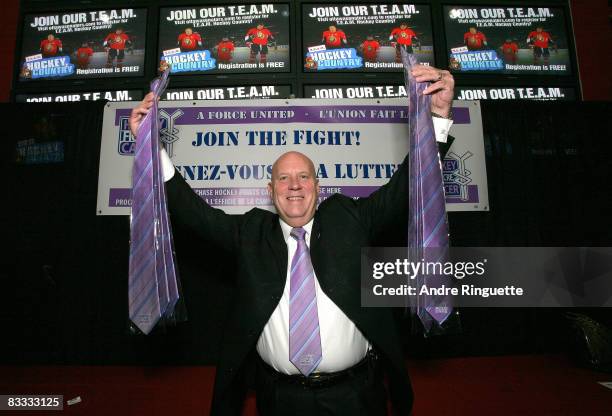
<box><xmin>129</xmin><ymin>92</ymin><xmax>156</xmax><ymax>136</ymax></box>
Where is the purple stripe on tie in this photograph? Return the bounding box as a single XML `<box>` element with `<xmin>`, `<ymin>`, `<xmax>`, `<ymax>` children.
<box><xmin>289</xmin><ymin>295</ymin><xmax>317</xmax><ymax>332</ymax></box>
<box><xmin>290</xmin><ymin>326</ymin><xmax>321</xmax><ymax>362</ymax></box>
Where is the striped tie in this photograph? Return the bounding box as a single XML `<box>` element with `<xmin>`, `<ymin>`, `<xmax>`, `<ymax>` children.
<box><xmin>128</xmin><ymin>69</ymin><xmax>179</xmax><ymax>335</ymax></box>
<box><xmin>401</xmin><ymin>50</ymin><xmax>453</xmax><ymax>332</ymax></box>
<box><xmin>289</xmin><ymin>227</ymin><xmax>322</xmax><ymax>376</ymax></box>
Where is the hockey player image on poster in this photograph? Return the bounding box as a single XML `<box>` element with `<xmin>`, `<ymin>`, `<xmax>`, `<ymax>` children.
<box><xmin>214</xmin><ymin>37</ymin><xmax>235</xmax><ymax>63</ymax></box>
<box><xmin>158</xmin><ymin>4</ymin><xmax>290</xmax><ymax>74</ymax></box>
<box><xmin>464</xmin><ymin>27</ymin><xmax>487</xmax><ymax>50</ymax></box>
<box><xmin>527</xmin><ymin>26</ymin><xmax>556</xmax><ymax>64</ymax></box>
<box><xmin>303</xmin><ymin>4</ymin><xmax>434</xmax><ymax>72</ymax></box>
<box><xmin>444</xmin><ymin>5</ymin><xmax>572</xmax><ymax>75</ymax></box>
<box><xmin>40</xmin><ymin>34</ymin><xmax>63</xmax><ymax>57</ymax></box>
<box><xmin>18</xmin><ymin>9</ymin><xmax>147</xmax><ymax>81</ymax></box>
<box><xmin>75</xmin><ymin>42</ymin><xmax>94</xmax><ymax>69</ymax></box>
<box><xmin>245</xmin><ymin>23</ymin><xmax>274</xmax><ymax>64</ymax></box>
<box><xmin>178</xmin><ymin>27</ymin><xmax>203</xmax><ymax>52</ymax></box>
<box><xmin>360</xmin><ymin>35</ymin><xmax>380</xmax><ymax>62</ymax></box>
<box><xmin>389</xmin><ymin>22</ymin><xmax>419</xmax><ymax>62</ymax></box>
<box><xmin>322</xmin><ymin>25</ymin><xmax>348</xmax><ymax>49</ymax></box>
<box><xmin>103</xmin><ymin>27</ymin><xmax>131</xmax><ymax>69</ymax></box>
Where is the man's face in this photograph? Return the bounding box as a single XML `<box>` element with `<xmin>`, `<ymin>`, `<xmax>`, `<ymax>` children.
<box><xmin>185</xmin><ymin>28</ymin><xmax>192</xmax><ymax>35</ymax></box>
<box><xmin>469</xmin><ymin>27</ymin><xmax>477</xmax><ymax>34</ymax></box>
<box><xmin>47</xmin><ymin>34</ymin><xmax>54</xmax><ymax>41</ymax></box>
<box><xmin>116</xmin><ymin>29</ymin><xmax>123</xmax><ymax>34</ymax></box>
<box><xmin>329</xmin><ymin>26</ymin><xmax>336</xmax><ymax>32</ymax></box>
<box><xmin>536</xmin><ymin>27</ymin><xmax>543</xmax><ymax>32</ymax></box>
<box><xmin>257</xmin><ymin>24</ymin><xmax>264</xmax><ymax>30</ymax></box>
<box><xmin>400</xmin><ymin>24</ymin><xmax>407</xmax><ymax>29</ymax></box>
<box><xmin>268</xmin><ymin>152</ymin><xmax>319</xmax><ymax>227</ymax></box>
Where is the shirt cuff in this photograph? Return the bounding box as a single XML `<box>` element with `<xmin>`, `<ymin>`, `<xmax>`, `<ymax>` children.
<box><xmin>432</xmin><ymin>116</ymin><xmax>453</xmax><ymax>143</ymax></box>
<box><xmin>160</xmin><ymin>148</ymin><xmax>176</xmax><ymax>182</ymax></box>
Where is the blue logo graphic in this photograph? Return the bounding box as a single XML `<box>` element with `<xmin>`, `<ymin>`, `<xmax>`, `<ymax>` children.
<box><xmin>162</xmin><ymin>50</ymin><xmax>216</xmax><ymax>73</ymax></box>
<box><xmin>159</xmin><ymin>109</ymin><xmax>184</xmax><ymax>157</ymax></box>
<box><xmin>306</xmin><ymin>48</ymin><xmax>362</xmax><ymax>70</ymax></box>
<box><xmin>443</xmin><ymin>151</ymin><xmax>473</xmax><ymax>200</ymax></box>
<box><xmin>450</xmin><ymin>50</ymin><xmax>504</xmax><ymax>71</ymax></box>
<box><xmin>118</xmin><ymin>116</ymin><xmax>135</xmax><ymax>155</ymax></box>
<box><xmin>25</xmin><ymin>56</ymin><xmax>75</xmax><ymax>78</ymax></box>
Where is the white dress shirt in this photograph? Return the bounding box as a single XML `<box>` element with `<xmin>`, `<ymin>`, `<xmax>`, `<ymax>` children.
<box><xmin>256</xmin><ymin>219</ymin><xmax>371</xmax><ymax>374</ymax></box>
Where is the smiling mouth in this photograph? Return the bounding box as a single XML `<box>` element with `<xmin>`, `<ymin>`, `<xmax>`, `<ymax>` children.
<box><xmin>287</xmin><ymin>196</ymin><xmax>304</xmax><ymax>201</ymax></box>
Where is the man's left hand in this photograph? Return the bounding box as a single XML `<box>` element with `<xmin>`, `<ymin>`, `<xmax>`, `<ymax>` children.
<box><xmin>411</xmin><ymin>65</ymin><xmax>455</xmax><ymax>118</ymax></box>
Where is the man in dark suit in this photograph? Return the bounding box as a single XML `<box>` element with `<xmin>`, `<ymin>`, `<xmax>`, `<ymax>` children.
<box><xmin>130</xmin><ymin>64</ymin><xmax>454</xmax><ymax>415</ymax></box>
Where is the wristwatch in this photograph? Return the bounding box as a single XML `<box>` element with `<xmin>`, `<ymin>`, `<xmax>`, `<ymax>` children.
<box><xmin>431</xmin><ymin>110</ymin><xmax>453</xmax><ymax>120</ymax></box>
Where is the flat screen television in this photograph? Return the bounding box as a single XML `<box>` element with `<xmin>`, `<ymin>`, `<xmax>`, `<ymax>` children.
<box><xmin>18</xmin><ymin>8</ymin><xmax>147</xmax><ymax>81</ymax></box>
<box><xmin>158</xmin><ymin>3</ymin><xmax>290</xmax><ymax>75</ymax></box>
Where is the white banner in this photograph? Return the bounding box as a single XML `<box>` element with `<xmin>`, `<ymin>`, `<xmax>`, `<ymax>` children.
<box><xmin>96</xmin><ymin>99</ymin><xmax>488</xmax><ymax>215</ymax></box>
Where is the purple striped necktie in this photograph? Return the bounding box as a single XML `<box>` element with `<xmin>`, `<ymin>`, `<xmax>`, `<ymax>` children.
<box><xmin>289</xmin><ymin>227</ymin><xmax>322</xmax><ymax>376</ymax></box>
<box><xmin>128</xmin><ymin>69</ymin><xmax>179</xmax><ymax>335</ymax></box>
<box><xmin>401</xmin><ymin>50</ymin><xmax>453</xmax><ymax>332</ymax></box>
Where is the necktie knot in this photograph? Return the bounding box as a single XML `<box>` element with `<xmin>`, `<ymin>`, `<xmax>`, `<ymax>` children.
<box><xmin>290</xmin><ymin>227</ymin><xmax>307</xmax><ymax>241</ymax></box>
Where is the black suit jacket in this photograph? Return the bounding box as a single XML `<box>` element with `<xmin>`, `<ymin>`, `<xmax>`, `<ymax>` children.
<box><xmin>166</xmin><ymin>139</ymin><xmax>453</xmax><ymax>415</ymax></box>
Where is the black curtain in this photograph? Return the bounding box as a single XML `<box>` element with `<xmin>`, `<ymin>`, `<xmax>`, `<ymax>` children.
<box><xmin>1</xmin><ymin>100</ymin><xmax>610</xmax><ymax>365</ymax></box>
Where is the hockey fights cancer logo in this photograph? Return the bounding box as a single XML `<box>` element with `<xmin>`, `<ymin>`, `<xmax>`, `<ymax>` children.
<box><xmin>443</xmin><ymin>151</ymin><xmax>475</xmax><ymax>201</ymax></box>
<box><xmin>117</xmin><ymin>109</ymin><xmax>184</xmax><ymax>156</ymax></box>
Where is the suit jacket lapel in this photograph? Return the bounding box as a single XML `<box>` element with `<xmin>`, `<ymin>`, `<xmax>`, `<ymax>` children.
<box><xmin>266</xmin><ymin>218</ymin><xmax>288</xmax><ymax>287</ymax></box>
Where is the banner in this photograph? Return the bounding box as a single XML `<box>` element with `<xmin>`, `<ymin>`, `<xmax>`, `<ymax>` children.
<box><xmin>97</xmin><ymin>99</ymin><xmax>488</xmax><ymax>215</ymax></box>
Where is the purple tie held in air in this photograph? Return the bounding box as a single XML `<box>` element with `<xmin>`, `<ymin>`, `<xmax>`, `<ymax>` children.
<box><xmin>128</xmin><ymin>69</ymin><xmax>180</xmax><ymax>335</ymax></box>
<box><xmin>401</xmin><ymin>50</ymin><xmax>453</xmax><ymax>332</ymax></box>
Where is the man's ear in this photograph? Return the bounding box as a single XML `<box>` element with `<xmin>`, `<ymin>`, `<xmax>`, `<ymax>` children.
<box><xmin>267</xmin><ymin>181</ymin><xmax>273</xmax><ymax>197</ymax></box>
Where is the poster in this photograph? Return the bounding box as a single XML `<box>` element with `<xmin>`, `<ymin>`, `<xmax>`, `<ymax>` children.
<box><xmin>443</xmin><ymin>5</ymin><xmax>572</xmax><ymax>75</ymax></box>
<box><xmin>158</xmin><ymin>4</ymin><xmax>290</xmax><ymax>75</ymax></box>
<box><xmin>302</xmin><ymin>3</ymin><xmax>434</xmax><ymax>72</ymax></box>
<box><xmin>97</xmin><ymin>99</ymin><xmax>488</xmax><ymax>215</ymax></box>
<box><xmin>18</xmin><ymin>8</ymin><xmax>147</xmax><ymax>81</ymax></box>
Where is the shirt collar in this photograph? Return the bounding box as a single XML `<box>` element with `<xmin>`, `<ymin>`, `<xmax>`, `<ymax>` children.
<box><xmin>279</xmin><ymin>218</ymin><xmax>314</xmax><ymax>243</ymax></box>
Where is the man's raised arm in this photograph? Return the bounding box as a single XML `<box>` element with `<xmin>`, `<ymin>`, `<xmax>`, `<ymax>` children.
<box><xmin>129</xmin><ymin>94</ymin><xmax>239</xmax><ymax>254</ymax></box>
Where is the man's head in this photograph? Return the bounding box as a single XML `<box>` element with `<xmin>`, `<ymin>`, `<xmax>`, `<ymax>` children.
<box><xmin>82</xmin><ymin>42</ymin><xmax>89</xmax><ymax>47</ymax></box>
<box><xmin>185</xmin><ymin>27</ymin><xmax>193</xmax><ymax>35</ymax></box>
<box><xmin>469</xmin><ymin>27</ymin><xmax>477</xmax><ymax>34</ymax></box>
<box><xmin>257</xmin><ymin>23</ymin><xmax>264</xmax><ymax>30</ymax></box>
<box><xmin>366</xmin><ymin>35</ymin><xmax>374</xmax><ymax>41</ymax></box>
<box><xmin>47</xmin><ymin>34</ymin><xmax>55</xmax><ymax>41</ymax></box>
<box><xmin>329</xmin><ymin>25</ymin><xmax>337</xmax><ymax>32</ymax></box>
<box><xmin>400</xmin><ymin>23</ymin><xmax>407</xmax><ymax>29</ymax></box>
<box><xmin>115</xmin><ymin>27</ymin><xmax>123</xmax><ymax>34</ymax></box>
<box><xmin>536</xmin><ymin>26</ymin><xmax>543</xmax><ymax>32</ymax></box>
<box><xmin>268</xmin><ymin>151</ymin><xmax>319</xmax><ymax>227</ymax></box>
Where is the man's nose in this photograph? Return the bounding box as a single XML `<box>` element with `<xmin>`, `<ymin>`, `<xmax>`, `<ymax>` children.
<box><xmin>289</xmin><ymin>177</ymin><xmax>301</xmax><ymax>189</ymax></box>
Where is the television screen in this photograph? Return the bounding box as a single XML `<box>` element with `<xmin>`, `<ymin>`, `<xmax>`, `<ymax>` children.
<box><xmin>158</xmin><ymin>3</ymin><xmax>290</xmax><ymax>75</ymax></box>
<box><xmin>302</xmin><ymin>3</ymin><xmax>434</xmax><ymax>72</ymax></box>
<box><xmin>454</xmin><ymin>86</ymin><xmax>576</xmax><ymax>101</ymax></box>
<box><xmin>443</xmin><ymin>5</ymin><xmax>572</xmax><ymax>75</ymax></box>
<box><xmin>18</xmin><ymin>8</ymin><xmax>147</xmax><ymax>81</ymax></box>
<box><xmin>15</xmin><ymin>90</ymin><xmax>144</xmax><ymax>103</ymax></box>
<box><xmin>162</xmin><ymin>85</ymin><xmax>292</xmax><ymax>100</ymax></box>
<box><xmin>304</xmin><ymin>84</ymin><xmax>405</xmax><ymax>98</ymax></box>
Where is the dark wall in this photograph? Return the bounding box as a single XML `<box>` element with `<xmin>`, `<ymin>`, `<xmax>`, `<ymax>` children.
<box><xmin>1</xmin><ymin>100</ymin><xmax>610</xmax><ymax>365</ymax></box>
